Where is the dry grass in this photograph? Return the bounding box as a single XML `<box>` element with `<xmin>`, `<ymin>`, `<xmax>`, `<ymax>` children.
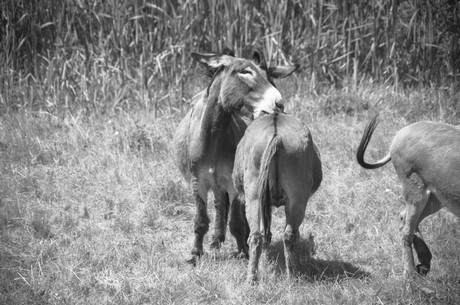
<box><xmin>1</xmin><ymin>1</ymin><xmax>459</xmax><ymax>303</ymax></box>
<box><xmin>1</xmin><ymin>82</ymin><xmax>459</xmax><ymax>305</ymax></box>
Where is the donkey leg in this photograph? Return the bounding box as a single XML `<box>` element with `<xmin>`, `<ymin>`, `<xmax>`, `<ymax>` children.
<box><xmin>188</xmin><ymin>178</ymin><xmax>210</xmax><ymax>264</ymax></box>
<box><xmin>247</xmin><ymin>229</ymin><xmax>262</xmax><ymax>284</ymax></box>
<box><xmin>412</xmin><ymin>232</ymin><xmax>431</xmax><ymax>276</ymax></box>
<box><xmin>283</xmin><ymin>225</ymin><xmax>299</xmax><ymax>278</ymax></box>
<box><xmin>245</xmin><ymin>181</ymin><xmax>262</xmax><ymax>284</ymax></box>
<box><xmin>211</xmin><ymin>189</ymin><xmax>229</xmax><ymax>250</ymax></box>
<box><xmin>400</xmin><ymin>175</ymin><xmax>429</xmax><ymax>278</ymax></box>
<box><xmin>229</xmin><ymin>195</ymin><xmax>249</xmax><ymax>258</ymax></box>
<box><xmin>284</xmin><ymin>198</ymin><xmax>307</xmax><ymax>278</ymax></box>
<box><xmin>412</xmin><ymin>197</ymin><xmax>442</xmax><ymax>275</ymax></box>
<box><xmin>398</xmin><ymin>209</ymin><xmax>432</xmax><ymax>276</ymax></box>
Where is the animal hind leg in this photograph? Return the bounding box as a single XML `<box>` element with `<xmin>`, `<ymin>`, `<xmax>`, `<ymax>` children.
<box><xmin>412</xmin><ymin>233</ymin><xmax>431</xmax><ymax>276</ymax></box>
<box><xmin>245</xmin><ymin>180</ymin><xmax>263</xmax><ymax>284</ymax></box>
<box><xmin>211</xmin><ymin>189</ymin><xmax>229</xmax><ymax>250</ymax></box>
<box><xmin>284</xmin><ymin>196</ymin><xmax>308</xmax><ymax>278</ymax></box>
<box><xmin>413</xmin><ymin>195</ymin><xmax>442</xmax><ymax>275</ymax></box>
<box><xmin>400</xmin><ymin>174</ymin><xmax>430</xmax><ymax>277</ymax></box>
<box><xmin>399</xmin><ymin>194</ymin><xmax>442</xmax><ymax>276</ymax></box>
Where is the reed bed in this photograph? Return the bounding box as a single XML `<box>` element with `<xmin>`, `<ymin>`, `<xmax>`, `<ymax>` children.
<box><xmin>1</xmin><ymin>0</ymin><xmax>459</xmax><ymax>115</ymax></box>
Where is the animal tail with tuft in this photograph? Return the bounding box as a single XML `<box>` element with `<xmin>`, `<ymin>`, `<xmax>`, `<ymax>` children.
<box><xmin>356</xmin><ymin>114</ymin><xmax>392</xmax><ymax>169</ymax></box>
<box><xmin>257</xmin><ymin>118</ymin><xmax>282</xmax><ymax>245</ymax></box>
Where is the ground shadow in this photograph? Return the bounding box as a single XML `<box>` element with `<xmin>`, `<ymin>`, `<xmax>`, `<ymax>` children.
<box><xmin>194</xmin><ymin>237</ymin><xmax>370</xmax><ymax>283</ymax></box>
<box><xmin>265</xmin><ymin>238</ymin><xmax>371</xmax><ymax>282</ymax></box>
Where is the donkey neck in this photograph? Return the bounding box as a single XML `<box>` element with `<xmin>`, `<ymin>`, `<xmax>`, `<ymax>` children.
<box><xmin>197</xmin><ymin>87</ymin><xmax>231</xmax><ymax>162</ymax></box>
<box><xmin>227</xmin><ymin>112</ymin><xmax>252</xmax><ymax>148</ymax></box>
<box><xmin>197</xmin><ymin>72</ymin><xmax>254</xmax><ymax>164</ymax></box>
<box><xmin>197</xmin><ymin>103</ymin><xmax>251</xmax><ymax>165</ymax></box>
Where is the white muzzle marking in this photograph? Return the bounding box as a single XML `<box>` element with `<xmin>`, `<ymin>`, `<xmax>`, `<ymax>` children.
<box><xmin>254</xmin><ymin>87</ymin><xmax>283</xmax><ymax>119</ymax></box>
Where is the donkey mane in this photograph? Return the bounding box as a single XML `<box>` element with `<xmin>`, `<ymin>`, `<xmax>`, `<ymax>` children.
<box><xmin>205</xmin><ymin>65</ymin><xmax>225</xmax><ymax>97</ymax></box>
<box><xmin>201</xmin><ymin>48</ymin><xmax>235</xmax><ymax>79</ymax></box>
<box><xmin>197</xmin><ymin>69</ymin><xmax>245</xmax><ymax>166</ymax></box>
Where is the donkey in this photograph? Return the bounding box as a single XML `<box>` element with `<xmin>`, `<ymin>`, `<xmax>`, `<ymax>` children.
<box><xmin>233</xmin><ymin>113</ymin><xmax>322</xmax><ymax>283</ymax></box>
<box><xmin>356</xmin><ymin>115</ymin><xmax>460</xmax><ymax>277</ymax></box>
<box><xmin>173</xmin><ymin>50</ymin><xmax>299</xmax><ymax>264</ymax></box>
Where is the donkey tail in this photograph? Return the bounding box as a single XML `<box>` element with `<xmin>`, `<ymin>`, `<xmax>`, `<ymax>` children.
<box><xmin>356</xmin><ymin>114</ymin><xmax>391</xmax><ymax>169</ymax></box>
<box><xmin>257</xmin><ymin>134</ymin><xmax>281</xmax><ymax>244</ymax></box>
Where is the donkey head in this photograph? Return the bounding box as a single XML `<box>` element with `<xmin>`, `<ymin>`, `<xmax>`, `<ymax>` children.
<box><xmin>191</xmin><ymin>50</ymin><xmax>299</xmax><ymax>162</ymax></box>
<box><xmin>191</xmin><ymin>50</ymin><xmax>298</xmax><ymax>120</ymax></box>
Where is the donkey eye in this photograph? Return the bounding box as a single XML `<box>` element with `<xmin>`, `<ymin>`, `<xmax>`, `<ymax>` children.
<box><xmin>239</xmin><ymin>69</ymin><xmax>253</xmax><ymax>75</ymax></box>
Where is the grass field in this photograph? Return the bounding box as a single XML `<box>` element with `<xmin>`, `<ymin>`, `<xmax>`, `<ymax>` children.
<box><xmin>1</xmin><ymin>78</ymin><xmax>459</xmax><ymax>304</ymax></box>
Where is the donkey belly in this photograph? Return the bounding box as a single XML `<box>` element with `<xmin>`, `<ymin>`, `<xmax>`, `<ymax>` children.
<box><xmin>191</xmin><ymin>153</ymin><xmax>236</xmax><ymax>195</ymax></box>
<box><xmin>429</xmin><ymin>185</ymin><xmax>460</xmax><ymax>218</ymax></box>
<box><xmin>173</xmin><ymin>111</ymin><xmax>193</xmax><ymax>182</ymax></box>
<box><xmin>407</xmin><ymin>158</ymin><xmax>460</xmax><ymax>218</ymax></box>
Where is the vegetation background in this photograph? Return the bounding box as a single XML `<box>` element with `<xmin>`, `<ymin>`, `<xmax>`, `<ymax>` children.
<box><xmin>1</xmin><ymin>0</ymin><xmax>459</xmax><ymax>304</ymax></box>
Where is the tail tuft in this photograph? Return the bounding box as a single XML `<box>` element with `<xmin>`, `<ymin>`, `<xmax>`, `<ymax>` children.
<box><xmin>356</xmin><ymin>114</ymin><xmax>391</xmax><ymax>169</ymax></box>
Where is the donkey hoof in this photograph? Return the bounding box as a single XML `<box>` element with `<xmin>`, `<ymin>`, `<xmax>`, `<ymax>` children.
<box><xmin>185</xmin><ymin>255</ymin><xmax>198</xmax><ymax>266</ymax></box>
<box><xmin>416</xmin><ymin>264</ymin><xmax>430</xmax><ymax>276</ymax></box>
<box><xmin>232</xmin><ymin>251</ymin><xmax>249</xmax><ymax>260</ymax></box>
<box><xmin>247</xmin><ymin>275</ymin><xmax>258</xmax><ymax>285</ymax></box>
<box><xmin>186</xmin><ymin>251</ymin><xmax>202</xmax><ymax>266</ymax></box>
<box><xmin>210</xmin><ymin>240</ymin><xmax>221</xmax><ymax>250</ymax></box>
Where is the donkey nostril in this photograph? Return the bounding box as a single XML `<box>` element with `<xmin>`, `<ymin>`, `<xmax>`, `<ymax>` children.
<box><xmin>275</xmin><ymin>101</ymin><xmax>284</xmax><ymax>112</ymax></box>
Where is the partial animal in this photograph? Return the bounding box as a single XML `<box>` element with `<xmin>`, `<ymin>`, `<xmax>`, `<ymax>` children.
<box><xmin>173</xmin><ymin>50</ymin><xmax>299</xmax><ymax>264</ymax></box>
<box><xmin>233</xmin><ymin>113</ymin><xmax>322</xmax><ymax>283</ymax></box>
<box><xmin>356</xmin><ymin>115</ymin><xmax>460</xmax><ymax>277</ymax></box>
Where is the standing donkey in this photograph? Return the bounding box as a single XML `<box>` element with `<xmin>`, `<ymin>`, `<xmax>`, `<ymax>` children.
<box><xmin>173</xmin><ymin>50</ymin><xmax>298</xmax><ymax>264</ymax></box>
<box><xmin>357</xmin><ymin>115</ymin><xmax>460</xmax><ymax>277</ymax></box>
<box><xmin>233</xmin><ymin>113</ymin><xmax>322</xmax><ymax>283</ymax></box>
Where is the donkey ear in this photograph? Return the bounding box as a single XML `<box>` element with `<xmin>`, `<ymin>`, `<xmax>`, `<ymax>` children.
<box><xmin>268</xmin><ymin>64</ymin><xmax>300</xmax><ymax>79</ymax></box>
<box><xmin>191</xmin><ymin>52</ymin><xmax>234</xmax><ymax>69</ymax></box>
<box><xmin>221</xmin><ymin>47</ymin><xmax>235</xmax><ymax>57</ymax></box>
<box><xmin>252</xmin><ymin>51</ymin><xmax>261</xmax><ymax>65</ymax></box>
